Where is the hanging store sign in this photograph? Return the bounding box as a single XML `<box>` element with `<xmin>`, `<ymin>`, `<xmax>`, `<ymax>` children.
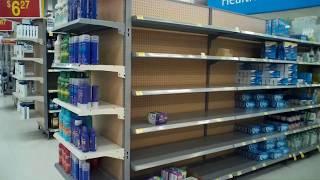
<box><xmin>0</xmin><ymin>0</ymin><xmax>44</xmax><ymax>18</ymax></box>
<box><xmin>0</xmin><ymin>19</ymin><xmax>13</xmax><ymax>31</ymax></box>
<box><xmin>208</xmin><ymin>0</ymin><xmax>320</xmax><ymax>15</ymax></box>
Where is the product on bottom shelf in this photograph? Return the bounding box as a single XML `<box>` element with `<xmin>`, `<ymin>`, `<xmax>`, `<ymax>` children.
<box><xmin>148</xmin><ymin>112</ymin><xmax>168</xmax><ymax>125</ymax></box>
<box><xmin>287</xmin><ymin>130</ymin><xmax>320</xmax><ymax>151</ymax></box>
<box><xmin>239</xmin><ymin>137</ymin><xmax>290</xmax><ymax>161</ymax></box>
<box><xmin>59</xmin><ymin>108</ymin><xmax>97</xmax><ymax>152</ymax></box>
<box><xmin>59</xmin><ymin>143</ymin><xmax>100</xmax><ymax>180</ymax></box>
<box><xmin>147</xmin><ymin>167</ymin><xmax>198</xmax><ymax>180</ymax></box>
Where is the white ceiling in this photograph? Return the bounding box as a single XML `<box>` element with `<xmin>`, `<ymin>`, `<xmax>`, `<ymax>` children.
<box><xmin>252</xmin><ymin>6</ymin><xmax>320</xmax><ymax>20</ymax></box>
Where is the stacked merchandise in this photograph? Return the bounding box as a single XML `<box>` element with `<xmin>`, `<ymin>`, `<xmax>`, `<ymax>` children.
<box><xmin>54</xmin><ymin>34</ymin><xmax>99</xmax><ymax>65</ymax></box>
<box><xmin>236</xmin><ymin>93</ymin><xmax>287</xmax><ymax>110</ymax></box>
<box><xmin>147</xmin><ymin>167</ymin><xmax>198</xmax><ymax>180</ymax></box>
<box><xmin>235</xmin><ymin>120</ymin><xmax>289</xmax><ymax>136</ymax></box>
<box><xmin>288</xmin><ymin>89</ymin><xmax>319</xmax><ymax>106</ymax></box>
<box><xmin>288</xmin><ymin>130</ymin><xmax>319</xmax><ymax>151</ymax></box>
<box><xmin>238</xmin><ymin>137</ymin><xmax>290</xmax><ymax>161</ymax></box>
<box><xmin>59</xmin><ymin>143</ymin><xmax>100</xmax><ymax>180</ymax></box>
<box><xmin>236</xmin><ymin>63</ymin><xmax>298</xmax><ymax>86</ymax></box>
<box><xmin>54</xmin><ymin>0</ymin><xmax>97</xmax><ymax>26</ymax></box>
<box><xmin>291</xmin><ymin>16</ymin><xmax>318</xmax><ymax>41</ymax></box>
<box><xmin>297</xmin><ymin>72</ymin><xmax>313</xmax><ymax>85</ymax></box>
<box><xmin>266</xmin><ymin>18</ymin><xmax>291</xmax><ymax>37</ymax></box>
<box><xmin>268</xmin><ymin>111</ymin><xmax>319</xmax><ymax>130</ymax></box>
<box><xmin>298</xmin><ymin>48</ymin><xmax>320</xmax><ymax>64</ymax></box>
<box><xmin>59</xmin><ymin>108</ymin><xmax>97</xmax><ymax>153</ymax></box>
<box><xmin>58</xmin><ymin>72</ymin><xmax>99</xmax><ymax>109</ymax></box>
<box><xmin>16</xmin><ymin>24</ymin><xmax>39</xmax><ymax>39</ymax></box>
<box><xmin>263</xmin><ymin>41</ymin><xmax>298</xmax><ymax>61</ymax></box>
<box><xmin>15</xmin><ymin>80</ymin><xmax>37</xmax><ymax>98</ymax></box>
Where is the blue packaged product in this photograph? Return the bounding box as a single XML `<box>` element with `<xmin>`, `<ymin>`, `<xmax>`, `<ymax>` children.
<box><xmin>63</xmin><ymin>111</ymin><xmax>72</xmax><ymax>142</ymax></box>
<box><xmin>236</xmin><ymin>124</ymin><xmax>261</xmax><ymax>135</ymax></box>
<box><xmin>79</xmin><ymin>0</ymin><xmax>88</xmax><ymax>18</ymax></box>
<box><xmin>260</xmin><ymin>123</ymin><xmax>275</xmax><ymax>133</ymax></box>
<box><xmin>255</xmin><ymin>100</ymin><xmax>269</xmax><ymax>109</ymax></box>
<box><xmin>68</xmin><ymin>0</ymin><xmax>72</xmax><ymax>22</ymax></box>
<box><xmin>279</xmin><ymin>147</ymin><xmax>290</xmax><ymax>154</ymax></box>
<box><xmin>238</xmin><ymin>94</ymin><xmax>252</xmax><ymax>101</ymax></box>
<box><xmin>79</xmin><ymin>35</ymin><xmax>91</xmax><ymax>64</ymax></box>
<box><xmin>268</xmin><ymin>94</ymin><xmax>284</xmax><ymax>101</ymax></box>
<box><xmin>245</xmin><ymin>144</ymin><xmax>259</xmax><ymax>152</ymax></box>
<box><xmin>89</xmin><ymin>128</ymin><xmax>97</xmax><ymax>152</ymax></box>
<box><xmin>90</xmin><ymin>35</ymin><xmax>99</xmax><ymax>64</ymax></box>
<box><xmin>271</xmin><ymin>100</ymin><xmax>286</xmax><ymax>109</ymax></box>
<box><xmin>276</xmin><ymin>140</ymin><xmax>287</xmax><ymax>148</ymax></box>
<box><xmin>73</xmin><ymin>36</ymin><xmax>79</xmax><ymax>63</ymax></box>
<box><xmin>79</xmin><ymin>160</ymin><xmax>84</xmax><ymax>180</ymax></box>
<box><xmin>268</xmin><ymin>149</ymin><xmax>283</xmax><ymax>159</ymax></box>
<box><xmin>268</xmin><ymin>122</ymin><xmax>289</xmax><ymax>132</ymax></box>
<box><xmin>82</xmin><ymin>162</ymin><xmax>90</xmax><ymax>180</ymax></box>
<box><xmin>72</xmin><ymin>155</ymin><xmax>79</xmax><ymax>179</ymax></box>
<box><xmin>266</xmin><ymin>20</ymin><xmax>272</xmax><ymax>35</ymax></box>
<box><xmin>81</xmin><ymin>126</ymin><xmax>89</xmax><ymax>152</ymax></box>
<box><xmin>254</xmin><ymin>94</ymin><xmax>266</xmax><ymax>101</ymax></box>
<box><xmin>72</xmin><ymin>0</ymin><xmax>78</xmax><ymax>20</ymax></box>
<box><xmin>259</xmin><ymin>141</ymin><xmax>275</xmax><ymax>151</ymax></box>
<box><xmin>89</xmin><ymin>0</ymin><xmax>97</xmax><ymax>19</ymax></box>
<box><xmin>91</xmin><ymin>85</ymin><xmax>99</xmax><ymax>107</ymax></box>
<box><xmin>69</xmin><ymin>37</ymin><xmax>74</xmax><ymax>63</ymax></box>
<box><xmin>239</xmin><ymin>101</ymin><xmax>255</xmax><ymax>109</ymax></box>
<box><xmin>253</xmin><ymin>151</ymin><xmax>269</xmax><ymax>161</ymax></box>
<box><xmin>264</xmin><ymin>41</ymin><xmax>277</xmax><ymax>59</ymax></box>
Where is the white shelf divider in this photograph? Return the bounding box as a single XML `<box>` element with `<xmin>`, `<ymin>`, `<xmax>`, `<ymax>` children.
<box><xmin>12</xmin><ymin>57</ymin><xmax>43</xmax><ymax>64</ymax></box>
<box><xmin>12</xmin><ymin>74</ymin><xmax>43</xmax><ymax>84</ymax></box>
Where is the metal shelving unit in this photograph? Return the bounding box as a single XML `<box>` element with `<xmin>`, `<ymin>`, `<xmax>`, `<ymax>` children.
<box><xmin>189</xmin><ymin>144</ymin><xmax>320</xmax><ymax>180</ymax></box>
<box><xmin>131</xmin><ymin>123</ymin><xmax>320</xmax><ymax>171</ymax></box>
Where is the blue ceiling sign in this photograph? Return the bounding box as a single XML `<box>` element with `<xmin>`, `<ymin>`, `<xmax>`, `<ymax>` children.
<box><xmin>208</xmin><ymin>0</ymin><xmax>320</xmax><ymax>15</ymax></box>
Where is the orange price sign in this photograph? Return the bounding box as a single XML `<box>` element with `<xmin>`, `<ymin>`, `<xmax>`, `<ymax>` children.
<box><xmin>0</xmin><ymin>0</ymin><xmax>44</xmax><ymax>18</ymax></box>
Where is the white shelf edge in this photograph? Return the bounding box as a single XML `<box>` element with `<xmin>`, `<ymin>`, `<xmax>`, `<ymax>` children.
<box><xmin>49</xmin><ymin>109</ymin><xmax>61</xmax><ymax>113</ymax></box>
<box><xmin>12</xmin><ymin>57</ymin><xmax>44</xmax><ymax>64</ymax></box>
<box><xmin>15</xmin><ymin>37</ymin><xmax>43</xmax><ymax>44</ymax></box>
<box><xmin>48</xmin><ymin>89</ymin><xmax>59</xmax><ymax>93</ymax></box>
<box><xmin>13</xmin><ymin>92</ymin><xmax>44</xmax><ymax>102</ymax></box>
<box><xmin>52</xmin><ymin>63</ymin><xmax>125</xmax><ymax>78</ymax></box>
<box><xmin>54</xmin><ymin>133</ymin><xmax>124</xmax><ymax>160</ymax></box>
<box><xmin>52</xmin><ymin>98</ymin><xmax>124</xmax><ymax>119</ymax></box>
<box><xmin>12</xmin><ymin>74</ymin><xmax>43</xmax><ymax>84</ymax></box>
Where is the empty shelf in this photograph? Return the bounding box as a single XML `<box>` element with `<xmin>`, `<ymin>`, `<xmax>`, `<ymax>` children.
<box><xmin>132</xmin><ymin>105</ymin><xmax>320</xmax><ymax>134</ymax></box>
<box><xmin>13</xmin><ymin>92</ymin><xmax>44</xmax><ymax>102</ymax></box>
<box><xmin>52</xmin><ymin>18</ymin><xmax>125</xmax><ymax>34</ymax></box>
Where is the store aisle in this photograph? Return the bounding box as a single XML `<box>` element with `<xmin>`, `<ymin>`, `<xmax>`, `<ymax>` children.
<box><xmin>0</xmin><ymin>96</ymin><xmax>63</xmax><ymax>180</ymax></box>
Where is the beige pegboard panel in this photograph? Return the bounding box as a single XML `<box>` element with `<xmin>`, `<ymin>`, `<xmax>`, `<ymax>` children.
<box><xmin>209</xmin><ymin>62</ymin><xmax>237</xmax><ymax>86</ymax></box>
<box><xmin>133</xmin><ymin>59</ymin><xmax>206</xmax><ymax>89</ymax></box>
<box><xmin>210</xmin><ymin>37</ymin><xmax>262</xmax><ymax>58</ymax></box>
<box><xmin>132</xmin><ymin>93</ymin><xmax>205</xmax><ymax>120</ymax></box>
<box><xmin>212</xmin><ymin>9</ymin><xmax>266</xmax><ymax>34</ymax></box>
<box><xmin>132</xmin><ymin>0</ymin><xmax>209</xmax><ymax>25</ymax></box>
<box><xmin>131</xmin><ymin>126</ymin><xmax>203</xmax><ymax>149</ymax></box>
<box><xmin>133</xmin><ymin>29</ymin><xmax>208</xmax><ymax>54</ymax></box>
<box><xmin>208</xmin><ymin>92</ymin><xmax>235</xmax><ymax>110</ymax></box>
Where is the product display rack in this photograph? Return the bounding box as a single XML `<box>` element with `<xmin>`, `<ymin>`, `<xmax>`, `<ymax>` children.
<box><xmin>12</xmin><ymin>19</ymin><xmax>47</xmax><ymax>132</ymax></box>
<box><xmin>48</xmin><ymin>0</ymin><xmax>320</xmax><ymax>179</ymax></box>
<box><xmin>51</xmin><ymin>0</ymin><xmax>131</xmax><ymax>179</ymax></box>
<box><xmin>128</xmin><ymin>1</ymin><xmax>320</xmax><ymax>179</ymax></box>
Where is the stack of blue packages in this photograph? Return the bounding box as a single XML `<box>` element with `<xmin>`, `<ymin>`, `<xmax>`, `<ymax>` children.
<box><xmin>286</xmin><ymin>64</ymin><xmax>298</xmax><ymax>85</ymax></box>
<box><xmin>298</xmin><ymin>73</ymin><xmax>313</xmax><ymax>85</ymax></box>
<box><xmin>267</xmin><ymin>94</ymin><xmax>287</xmax><ymax>109</ymax></box>
<box><xmin>238</xmin><ymin>147</ymin><xmax>269</xmax><ymax>161</ymax></box>
<box><xmin>260</xmin><ymin>123</ymin><xmax>275</xmax><ymax>133</ymax></box>
<box><xmin>277</xmin><ymin>42</ymin><xmax>298</xmax><ymax>61</ymax></box>
<box><xmin>235</xmin><ymin>123</ymin><xmax>261</xmax><ymax>135</ymax></box>
<box><xmin>268</xmin><ymin>149</ymin><xmax>283</xmax><ymax>159</ymax></box>
<box><xmin>266</xmin><ymin>18</ymin><xmax>291</xmax><ymax>37</ymax></box>
<box><xmin>263</xmin><ymin>42</ymin><xmax>278</xmax><ymax>59</ymax></box>
<box><xmin>266</xmin><ymin>121</ymin><xmax>289</xmax><ymax>132</ymax></box>
<box><xmin>237</xmin><ymin>93</ymin><xmax>256</xmax><ymax>109</ymax></box>
<box><xmin>259</xmin><ymin>139</ymin><xmax>276</xmax><ymax>151</ymax></box>
<box><xmin>254</xmin><ymin>94</ymin><xmax>269</xmax><ymax>109</ymax></box>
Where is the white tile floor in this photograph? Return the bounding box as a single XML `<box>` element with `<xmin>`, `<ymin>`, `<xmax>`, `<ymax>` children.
<box><xmin>0</xmin><ymin>95</ymin><xmax>319</xmax><ymax>180</ymax></box>
<box><xmin>0</xmin><ymin>96</ymin><xmax>63</xmax><ymax>180</ymax></box>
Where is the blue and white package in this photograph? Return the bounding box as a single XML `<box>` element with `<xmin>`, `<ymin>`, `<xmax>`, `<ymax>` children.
<box><xmin>73</xmin><ymin>36</ymin><xmax>79</xmax><ymax>63</ymax></box>
<box><xmin>260</xmin><ymin>123</ymin><xmax>275</xmax><ymax>133</ymax></box>
<box><xmin>89</xmin><ymin>0</ymin><xmax>97</xmax><ymax>19</ymax></box>
<box><xmin>91</xmin><ymin>85</ymin><xmax>99</xmax><ymax>107</ymax></box>
<box><xmin>258</xmin><ymin>141</ymin><xmax>275</xmax><ymax>151</ymax></box>
<box><xmin>72</xmin><ymin>155</ymin><xmax>79</xmax><ymax>179</ymax></box>
<box><xmin>279</xmin><ymin>147</ymin><xmax>290</xmax><ymax>154</ymax></box>
<box><xmin>238</xmin><ymin>93</ymin><xmax>252</xmax><ymax>101</ymax></box>
<box><xmin>276</xmin><ymin>139</ymin><xmax>287</xmax><ymax>148</ymax></box>
<box><xmin>78</xmin><ymin>0</ymin><xmax>88</xmax><ymax>18</ymax></box>
<box><xmin>263</xmin><ymin>70</ymin><xmax>281</xmax><ymax>78</ymax></box>
<box><xmin>268</xmin><ymin>149</ymin><xmax>283</xmax><ymax>159</ymax></box>
<box><xmin>255</xmin><ymin>100</ymin><xmax>269</xmax><ymax>109</ymax></box>
<box><xmin>271</xmin><ymin>100</ymin><xmax>286</xmax><ymax>108</ymax></box>
<box><xmin>79</xmin><ymin>35</ymin><xmax>91</xmax><ymax>64</ymax></box>
<box><xmin>82</xmin><ymin>162</ymin><xmax>90</xmax><ymax>180</ymax></box>
<box><xmin>268</xmin><ymin>94</ymin><xmax>284</xmax><ymax>101</ymax></box>
<box><xmin>271</xmin><ymin>18</ymin><xmax>290</xmax><ymax>37</ymax></box>
<box><xmin>69</xmin><ymin>37</ymin><xmax>74</xmax><ymax>63</ymax></box>
<box><xmin>90</xmin><ymin>35</ymin><xmax>99</xmax><ymax>65</ymax></box>
<box><xmin>254</xmin><ymin>94</ymin><xmax>266</xmax><ymax>101</ymax></box>
<box><xmin>264</xmin><ymin>41</ymin><xmax>277</xmax><ymax>59</ymax></box>
<box><xmin>266</xmin><ymin>20</ymin><xmax>272</xmax><ymax>35</ymax></box>
<box><xmin>236</xmin><ymin>123</ymin><xmax>261</xmax><ymax>135</ymax></box>
<box><xmin>267</xmin><ymin>121</ymin><xmax>289</xmax><ymax>132</ymax></box>
<box><xmin>239</xmin><ymin>101</ymin><xmax>256</xmax><ymax>109</ymax></box>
